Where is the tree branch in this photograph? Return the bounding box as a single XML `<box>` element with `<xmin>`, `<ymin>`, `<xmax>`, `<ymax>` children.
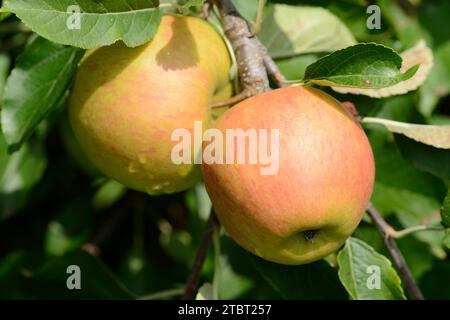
<box><xmin>366</xmin><ymin>203</ymin><xmax>424</xmax><ymax>300</ymax></box>
<box><xmin>257</xmin><ymin>40</ymin><xmax>288</xmax><ymax>88</ymax></box>
<box><xmin>183</xmin><ymin>210</ymin><xmax>219</xmax><ymax>300</ymax></box>
<box><xmin>216</xmin><ymin>0</ymin><xmax>271</xmax><ymax>96</ymax></box>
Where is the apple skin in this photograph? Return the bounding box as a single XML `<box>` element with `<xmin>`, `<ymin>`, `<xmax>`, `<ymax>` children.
<box><xmin>69</xmin><ymin>15</ymin><xmax>232</xmax><ymax>195</ymax></box>
<box><xmin>202</xmin><ymin>87</ymin><xmax>375</xmax><ymax>265</ymax></box>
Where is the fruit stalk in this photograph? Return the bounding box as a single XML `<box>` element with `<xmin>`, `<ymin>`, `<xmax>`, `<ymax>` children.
<box><xmin>183</xmin><ymin>211</ymin><xmax>219</xmax><ymax>300</ymax></box>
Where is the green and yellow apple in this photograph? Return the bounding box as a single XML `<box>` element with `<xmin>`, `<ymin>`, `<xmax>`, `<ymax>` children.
<box><xmin>202</xmin><ymin>87</ymin><xmax>375</xmax><ymax>265</ymax></box>
<box><xmin>69</xmin><ymin>15</ymin><xmax>232</xmax><ymax>195</ymax></box>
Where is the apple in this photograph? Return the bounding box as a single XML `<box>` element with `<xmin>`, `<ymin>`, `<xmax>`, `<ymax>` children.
<box><xmin>69</xmin><ymin>15</ymin><xmax>232</xmax><ymax>195</ymax></box>
<box><xmin>202</xmin><ymin>87</ymin><xmax>375</xmax><ymax>265</ymax></box>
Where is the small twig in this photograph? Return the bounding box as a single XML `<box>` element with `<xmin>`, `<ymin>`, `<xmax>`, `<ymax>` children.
<box><xmin>83</xmin><ymin>205</ymin><xmax>129</xmax><ymax>256</ymax></box>
<box><xmin>139</xmin><ymin>288</ymin><xmax>185</xmax><ymax>300</ymax></box>
<box><xmin>366</xmin><ymin>203</ymin><xmax>424</xmax><ymax>300</ymax></box>
<box><xmin>211</xmin><ymin>91</ymin><xmax>249</xmax><ymax>109</ymax></box>
<box><xmin>212</xmin><ymin>227</ymin><xmax>221</xmax><ymax>300</ymax></box>
<box><xmin>183</xmin><ymin>211</ymin><xmax>219</xmax><ymax>300</ymax></box>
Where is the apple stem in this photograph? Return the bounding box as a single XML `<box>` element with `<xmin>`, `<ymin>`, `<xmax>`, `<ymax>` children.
<box><xmin>366</xmin><ymin>203</ymin><xmax>425</xmax><ymax>300</ymax></box>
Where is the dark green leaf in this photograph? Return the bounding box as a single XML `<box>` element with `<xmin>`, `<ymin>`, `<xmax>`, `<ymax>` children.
<box><xmin>304</xmin><ymin>43</ymin><xmax>419</xmax><ymax>88</ymax></box>
<box><xmin>1</xmin><ymin>37</ymin><xmax>84</xmax><ymax>151</ymax></box>
<box><xmin>395</xmin><ymin>134</ymin><xmax>450</xmax><ymax>180</ymax></box>
<box><xmin>3</xmin><ymin>0</ymin><xmax>161</xmax><ymax>49</ymax></box>
<box><xmin>0</xmin><ymin>251</ymin><xmax>44</xmax><ymax>299</ymax></box>
<box><xmin>29</xmin><ymin>250</ymin><xmax>135</xmax><ymax>299</ymax></box>
<box><xmin>254</xmin><ymin>256</ymin><xmax>346</xmax><ymax>299</ymax></box>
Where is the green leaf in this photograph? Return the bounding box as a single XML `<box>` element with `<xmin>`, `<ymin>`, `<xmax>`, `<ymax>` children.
<box><xmin>92</xmin><ymin>180</ymin><xmax>127</xmax><ymax>211</ymax></box>
<box><xmin>1</xmin><ymin>36</ymin><xmax>84</xmax><ymax>151</ymax></box>
<box><xmin>254</xmin><ymin>257</ymin><xmax>347</xmax><ymax>299</ymax></box>
<box><xmin>230</xmin><ymin>0</ymin><xmax>259</xmax><ymax>23</ymax></box>
<box><xmin>3</xmin><ymin>0</ymin><xmax>161</xmax><ymax>49</ymax></box>
<box><xmin>337</xmin><ymin>238</ymin><xmax>406</xmax><ymax>300</ymax></box>
<box><xmin>219</xmin><ymin>254</ymin><xmax>253</xmax><ymax>299</ymax></box>
<box><xmin>363</xmin><ymin>117</ymin><xmax>450</xmax><ymax>149</ymax></box>
<box><xmin>395</xmin><ymin>134</ymin><xmax>450</xmax><ymax>180</ymax></box>
<box><xmin>303</xmin><ymin>43</ymin><xmax>419</xmax><ymax>89</ymax></box>
<box><xmin>196</xmin><ymin>283</ymin><xmax>214</xmax><ymax>300</ymax></box>
<box><xmin>418</xmin><ymin>42</ymin><xmax>450</xmax><ymax>117</ymax></box>
<box><xmin>259</xmin><ymin>5</ymin><xmax>356</xmax><ymax>59</ymax></box>
<box><xmin>0</xmin><ymin>129</ymin><xmax>47</xmax><ymax>220</ymax></box>
<box><xmin>333</xmin><ymin>41</ymin><xmax>433</xmax><ymax>98</ymax></box>
<box><xmin>368</xmin><ymin>136</ymin><xmax>446</xmax><ymax>248</ymax></box>
<box><xmin>441</xmin><ymin>189</ymin><xmax>450</xmax><ymax>228</ymax></box>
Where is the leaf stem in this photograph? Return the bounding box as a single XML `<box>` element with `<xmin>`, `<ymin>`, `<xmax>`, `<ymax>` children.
<box><xmin>254</xmin><ymin>0</ymin><xmax>267</xmax><ymax>35</ymax></box>
<box><xmin>390</xmin><ymin>225</ymin><xmax>446</xmax><ymax>239</ymax></box>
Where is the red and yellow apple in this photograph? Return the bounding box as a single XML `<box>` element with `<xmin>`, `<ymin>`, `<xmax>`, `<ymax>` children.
<box><xmin>69</xmin><ymin>15</ymin><xmax>232</xmax><ymax>195</ymax></box>
<box><xmin>202</xmin><ymin>87</ymin><xmax>375</xmax><ymax>265</ymax></box>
